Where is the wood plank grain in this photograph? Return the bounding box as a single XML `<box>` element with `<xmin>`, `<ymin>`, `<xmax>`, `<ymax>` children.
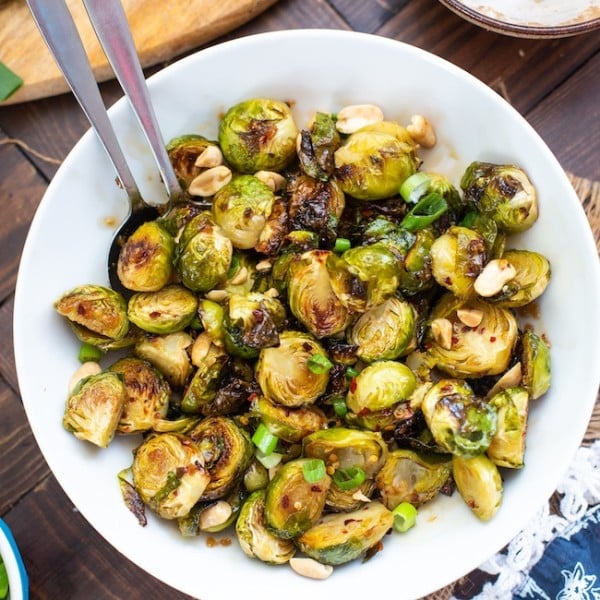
<box><xmin>328</xmin><ymin>0</ymin><xmax>409</xmax><ymax>32</ymax></box>
<box><xmin>378</xmin><ymin>0</ymin><xmax>600</xmax><ymax>116</ymax></box>
<box><xmin>0</xmin><ymin>295</ymin><xmax>18</xmax><ymax>393</ymax></box>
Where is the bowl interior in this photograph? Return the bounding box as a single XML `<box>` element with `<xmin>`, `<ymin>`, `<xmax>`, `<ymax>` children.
<box><xmin>13</xmin><ymin>29</ymin><xmax>600</xmax><ymax>600</ymax></box>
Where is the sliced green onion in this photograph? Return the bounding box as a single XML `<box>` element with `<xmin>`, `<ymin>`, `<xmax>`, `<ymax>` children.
<box><xmin>307</xmin><ymin>353</ymin><xmax>333</xmax><ymax>374</ymax></box>
<box><xmin>255</xmin><ymin>448</ymin><xmax>283</xmax><ymax>469</ymax></box>
<box><xmin>251</xmin><ymin>423</ymin><xmax>279</xmax><ymax>455</ymax></box>
<box><xmin>0</xmin><ymin>557</ymin><xmax>8</xmax><ymax>599</ymax></box>
<box><xmin>345</xmin><ymin>366</ymin><xmax>359</xmax><ymax>379</ymax></box>
<box><xmin>399</xmin><ymin>172</ymin><xmax>431</xmax><ymax>204</ymax></box>
<box><xmin>78</xmin><ymin>342</ymin><xmax>103</xmax><ymax>363</ymax></box>
<box><xmin>392</xmin><ymin>501</ymin><xmax>418</xmax><ymax>533</ymax></box>
<box><xmin>302</xmin><ymin>458</ymin><xmax>326</xmax><ymax>483</ymax></box>
<box><xmin>333</xmin><ymin>237</ymin><xmax>351</xmax><ymax>253</ymax></box>
<box><xmin>400</xmin><ymin>192</ymin><xmax>448</xmax><ymax>232</ymax></box>
<box><xmin>332</xmin><ymin>466</ymin><xmax>366</xmax><ymax>490</ymax></box>
<box><xmin>0</xmin><ymin>62</ymin><xmax>23</xmax><ymax>101</ymax></box>
<box><xmin>332</xmin><ymin>396</ymin><xmax>348</xmax><ymax>418</ymax></box>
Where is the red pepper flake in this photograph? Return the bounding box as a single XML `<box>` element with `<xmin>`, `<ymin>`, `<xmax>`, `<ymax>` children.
<box><xmin>451</xmin><ymin>336</ymin><xmax>459</xmax><ymax>345</ymax></box>
<box><xmin>489</xmin><ymin>336</ymin><xmax>496</xmax><ymax>342</ymax></box>
<box><xmin>350</xmin><ymin>377</ymin><xmax>357</xmax><ymax>393</ymax></box>
<box><xmin>150</xmin><ymin>311</ymin><xmax>161</xmax><ymax>318</ymax></box>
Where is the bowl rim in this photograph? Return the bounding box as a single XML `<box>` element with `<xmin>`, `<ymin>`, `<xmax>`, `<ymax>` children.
<box><xmin>0</xmin><ymin>519</ymin><xmax>29</xmax><ymax>600</ymax></box>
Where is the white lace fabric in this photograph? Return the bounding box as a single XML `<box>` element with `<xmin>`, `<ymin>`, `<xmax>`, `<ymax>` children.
<box><xmin>452</xmin><ymin>440</ymin><xmax>600</xmax><ymax>599</ymax></box>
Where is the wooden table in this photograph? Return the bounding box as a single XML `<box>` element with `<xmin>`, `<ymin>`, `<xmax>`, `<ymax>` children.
<box><xmin>1</xmin><ymin>1</ymin><xmax>598</xmax><ymax>598</ymax></box>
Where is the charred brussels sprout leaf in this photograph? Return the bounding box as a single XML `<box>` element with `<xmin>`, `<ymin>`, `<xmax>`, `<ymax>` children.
<box><xmin>117</xmin><ymin>221</ymin><xmax>175</xmax><ymax>292</ymax></box>
<box><xmin>297</xmin><ymin>111</ymin><xmax>341</xmax><ymax>181</ymax></box>
<box><xmin>131</xmin><ymin>432</ymin><xmax>210</xmax><ymax>520</ymax></box>
<box><xmin>63</xmin><ymin>371</ymin><xmax>126</xmax><ymax>448</ymax></box>
<box><xmin>296</xmin><ymin>501</ymin><xmax>394</xmax><ymax>565</ymax></box>
<box><xmin>181</xmin><ymin>345</ymin><xmax>228</xmax><ymax>413</ymax></box>
<box><xmin>218</xmin><ymin>98</ymin><xmax>299</xmax><ymax>173</ymax></box>
<box><xmin>55</xmin><ymin>284</ymin><xmax>129</xmax><ymax>341</ymax></box>
<box><xmin>236</xmin><ymin>489</ymin><xmax>296</xmax><ymax>564</ymax></box>
<box><xmin>521</xmin><ymin>329</ymin><xmax>551</xmax><ymax>400</ymax></box>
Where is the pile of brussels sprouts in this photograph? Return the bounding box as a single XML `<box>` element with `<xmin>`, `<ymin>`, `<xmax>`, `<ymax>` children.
<box><xmin>54</xmin><ymin>98</ymin><xmax>551</xmax><ymax>576</ymax></box>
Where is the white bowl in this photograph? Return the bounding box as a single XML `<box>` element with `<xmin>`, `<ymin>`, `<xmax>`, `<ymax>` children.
<box><xmin>0</xmin><ymin>519</ymin><xmax>28</xmax><ymax>600</ymax></box>
<box><xmin>13</xmin><ymin>30</ymin><xmax>600</xmax><ymax>600</ymax></box>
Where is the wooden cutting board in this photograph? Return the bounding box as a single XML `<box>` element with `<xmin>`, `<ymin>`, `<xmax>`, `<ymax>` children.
<box><xmin>0</xmin><ymin>0</ymin><xmax>278</xmax><ymax>105</ymax></box>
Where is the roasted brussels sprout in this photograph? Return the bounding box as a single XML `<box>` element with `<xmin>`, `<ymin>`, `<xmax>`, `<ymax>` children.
<box><xmin>166</xmin><ymin>134</ymin><xmax>218</xmax><ymax>190</ymax></box>
<box><xmin>134</xmin><ymin>331</ymin><xmax>193</xmax><ymax>389</ymax></box>
<box><xmin>297</xmin><ymin>111</ymin><xmax>341</xmax><ymax>181</ymax></box>
<box><xmin>398</xmin><ymin>228</ymin><xmax>436</xmax><ymax>296</ymax></box>
<box><xmin>117</xmin><ymin>221</ymin><xmax>175</xmax><ymax>292</ymax></box>
<box><xmin>109</xmin><ymin>357</ymin><xmax>170</xmax><ymax>434</ymax></box>
<box><xmin>236</xmin><ymin>489</ymin><xmax>296</xmax><ymax>564</ymax></box>
<box><xmin>302</xmin><ymin>427</ymin><xmax>389</xmax><ymax>479</ymax></box>
<box><xmin>127</xmin><ymin>285</ymin><xmax>198</xmax><ymax>334</ymax></box>
<box><xmin>328</xmin><ymin>243</ymin><xmax>401</xmax><ymax>312</ymax></box>
<box><xmin>264</xmin><ymin>458</ymin><xmax>331</xmax><ymax>539</ymax></box>
<box><xmin>421</xmin><ymin>379</ymin><xmax>497</xmax><ymax>457</ymax></box>
<box><xmin>287</xmin><ymin>250</ymin><xmax>351</xmax><ymax>338</ymax></box>
<box><xmin>181</xmin><ymin>344</ymin><xmax>228</xmax><ymax>413</ymax></box>
<box><xmin>461</xmin><ymin>161</ymin><xmax>538</xmax><ymax>233</ymax></box>
<box><xmin>175</xmin><ymin>212</ymin><xmax>233</xmax><ymax>292</ymax></box>
<box><xmin>63</xmin><ymin>371</ymin><xmax>126</xmax><ymax>448</ymax></box>
<box><xmin>452</xmin><ymin>454</ymin><xmax>503</xmax><ymax>521</ymax></box>
<box><xmin>218</xmin><ymin>98</ymin><xmax>299</xmax><ymax>173</ymax></box>
<box><xmin>254</xmin><ymin>195</ymin><xmax>289</xmax><ymax>256</ymax></box>
<box><xmin>187</xmin><ymin>416</ymin><xmax>254</xmax><ymax>500</ymax></box>
<box><xmin>334</xmin><ymin>123</ymin><xmax>418</xmax><ymax>200</ymax></box>
<box><xmin>521</xmin><ymin>329</ymin><xmax>551</xmax><ymax>400</ymax></box>
<box><xmin>55</xmin><ymin>284</ymin><xmax>129</xmax><ymax>341</ymax></box>
<box><xmin>346</xmin><ymin>360</ymin><xmax>416</xmax><ymax>414</ymax></box>
<box><xmin>131</xmin><ymin>432</ymin><xmax>210</xmax><ymax>520</ymax></box>
<box><xmin>212</xmin><ymin>175</ymin><xmax>275</xmax><ymax>250</ymax></box>
<box><xmin>487</xmin><ymin>387</ymin><xmax>529</xmax><ymax>468</ymax></box>
<box><xmin>250</xmin><ymin>395</ymin><xmax>328</xmax><ymax>443</ymax></box>
<box><xmin>375</xmin><ymin>449</ymin><xmax>452</xmax><ymax>509</ymax></box>
<box><xmin>425</xmin><ymin>294</ymin><xmax>518</xmax><ymax>378</ymax></box>
<box><xmin>287</xmin><ymin>175</ymin><xmax>345</xmax><ymax>246</ymax></box>
<box><xmin>256</xmin><ymin>331</ymin><xmax>330</xmax><ymax>407</ymax></box>
<box><xmin>430</xmin><ymin>225</ymin><xmax>487</xmax><ymax>298</ymax></box>
<box><xmin>486</xmin><ymin>249</ymin><xmax>551</xmax><ymax>308</ymax></box>
<box><xmin>296</xmin><ymin>501</ymin><xmax>394</xmax><ymax>565</ymax></box>
<box><xmin>348</xmin><ymin>296</ymin><xmax>417</xmax><ymax>362</ymax></box>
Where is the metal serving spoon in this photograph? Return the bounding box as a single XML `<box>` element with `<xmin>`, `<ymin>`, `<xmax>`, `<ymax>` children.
<box><xmin>26</xmin><ymin>0</ymin><xmax>182</xmax><ymax>294</ymax></box>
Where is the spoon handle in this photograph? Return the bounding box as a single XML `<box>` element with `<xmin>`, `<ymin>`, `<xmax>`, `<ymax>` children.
<box><xmin>82</xmin><ymin>0</ymin><xmax>182</xmax><ymax>203</ymax></box>
<box><xmin>26</xmin><ymin>0</ymin><xmax>140</xmax><ymax>203</ymax></box>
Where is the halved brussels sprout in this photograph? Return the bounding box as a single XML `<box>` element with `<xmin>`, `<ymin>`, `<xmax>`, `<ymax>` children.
<box><xmin>487</xmin><ymin>249</ymin><xmax>551</xmax><ymax>308</ymax></box>
<box><xmin>181</xmin><ymin>344</ymin><xmax>228</xmax><ymax>414</ymax></box>
<box><xmin>166</xmin><ymin>134</ymin><xmax>218</xmax><ymax>189</ymax></box>
<box><xmin>297</xmin><ymin>111</ymin><xmax>341</xmax><ymax>181</ymax></box>
<box><xmin>187</xmin><ymin>416</ymin><xmax>254</xmax><ymax>500</ymax></box>
<box><xmin>218</xmin><ymin>98</ymin><xmax>299</xmax><ymax>173</ymax></box>
<box><xmin>346</xmin><ymin>360</ymin><xmax>416</xmax><ymax>414</ymax></box>
<box><xmin>334</xmin><ymin>124</ymin><xmax>418</xmax><ymax>200</ymax></box>
<box><xmin>212</xmin><ymin>175</ymin><xmax>275</xmax><ymax>250</ymax></box>
<box><xmin>287</xmin><ymin>250</ymin><xmax>351</xmax><ymax>338</ymax></box>
<box><xmin>250</xmin><ymin>395</ymin><xmax>328</xmax><ymax>443</ymax></box>
<box><xmin>487</xmin><ymin>387</ymin><xmax>529</xmax><ymax>468</ymax></box>
<box><xmin>127</xmin><ymin>285</ymin><xmax>198</xmax><ymax>334</ymax></box>
<box><xmin>425</xmin><ymin>294</ymin><xmax>518</xmax><ymax>378</ymax></box>
<box><xmin>236</xmin><ymin>489</ymin><xmax>296</xmax><ymax>564</ymax></box>
<box><xmin>63</xmin><ymin>371</ymin><xmax>126</xmax><ymax>448</ymax></box>
<box><xmin>521</xmin><ymin>329</ymin><xmax>551</xmax><ymax>400</ymax></box>
<box><xmin>328</xmin><ymin>243</ymin><xmax>401</xmax><ymax>312</ymax></box>
<box><xmin>264</xmin><ymin>458</ymin><xmax>331</xmax><ymax>539</ymax></box>
<box><xmin>197</xmin><ymin>299</ymin><xmax>225</xmax><ymax>346</ymax></box>
<box><xmin>117</xmin><ymin>221</ymin><xmax>175</xmax><ymax>292</ymax></box>
<box><xmin>287</xmin><ymin>175</ymin><xmax>345</xmax><ymax>246</ymax></box>
<box><xmin>55</xmin><ymin>284</ymin><xmax>129</xmax><ymax>340</ymax></box>
<box><xmin>452</xmin><ymin>454</ymin><xmax>503</xmax><ymax>521</ymax></box>
<box><xmin>256</xmin><ymin>331</ymin><xmax>330</xmax><ymax>407</ymax></box>
<box><xmin>421</xmin><ymin>379</ymin><xmax>497</xmax><ymax>458</ymax></box>
<box><xmin>461</xmin><ymin>161</ymin><xmax>538</xmax><ymax>233</ymax></box>
<box><xmin>134</xmin><ymin>331</ymin><xmax>193</xmax><ymax>389</ymax></box>
<box><xmin>296</xmin><ymin>501</ymin><xmax>394</xmax><ymax>565</ymax></box>
<box><xmin>430</xmin><ymin>225</ymin><xmax>487</xmax><ymax>298</ymax></box>
<box><xmin>109</xmin><ymin>357</ymin><xmax>170</xmax><ymax>434</ymax></box>
<box><xmin>348</xmin><ymin>297</ymin><xmax>417</xmax><ymax>362</ymax></box>
<box><xmin>223</xmin><ymin>292</ymin><xmax>285</xmax><ymax>359</ymax></box>
<box><xmin>398</xmin><ymin>228</ymin><xmax>436</xmax><ymax>296</ymax></box>
<box><xmin>131</xmin><ymin>432</ymin><xmax>210</xmax><ymax>520</ymax></box>
<box><xmin>375</xmin><ymin>449</ymin><xmax>452</xmax><ymax>509</ymax></box>
<box><xmin>302</xmin><ymin>427</ymin><xmax>389</xmax><ymax>479</ymax></box>
<box><xmin>175</xmin><ymin>212</ymin><xmax>233</xmax><ymax>292</ymax></box>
